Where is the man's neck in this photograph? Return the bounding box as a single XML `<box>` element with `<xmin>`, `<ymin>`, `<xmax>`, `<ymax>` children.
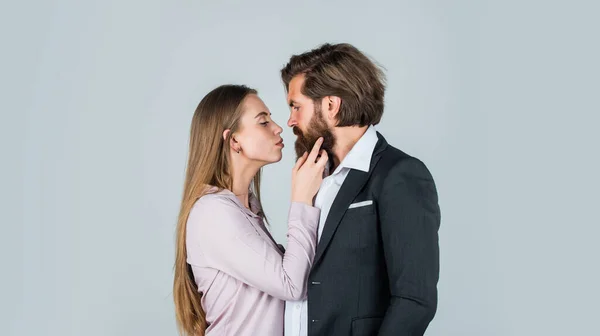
<box><xmin>330</xmin><ymin>125</ymin><xmax>369</xmax><ymax>171</ymax></box>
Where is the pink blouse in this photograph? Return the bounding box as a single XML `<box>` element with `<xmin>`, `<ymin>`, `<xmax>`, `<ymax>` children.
<box><xmin>186</xmin><ymin>188</ymin><xmax>320</xmax><ymax>335</ymax></box>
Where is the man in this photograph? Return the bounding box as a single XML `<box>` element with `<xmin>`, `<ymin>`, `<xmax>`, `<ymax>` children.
<box><xmin>282</xmin><ymin>43</ymin><xmax>441</xmax><ymax>336</ymax></box>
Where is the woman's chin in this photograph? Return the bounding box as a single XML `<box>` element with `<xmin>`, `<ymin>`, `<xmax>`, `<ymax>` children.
<box><xmin>268</xmin><ymin>152</ymin><xmax>283</xmax><ymax>164</ymax></box>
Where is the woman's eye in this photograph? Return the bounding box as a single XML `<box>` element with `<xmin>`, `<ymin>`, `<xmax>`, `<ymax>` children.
<box><xmin>260</xmin><ymin>121</ymin><xmax>269</xmax><ymax>126</ymax></box>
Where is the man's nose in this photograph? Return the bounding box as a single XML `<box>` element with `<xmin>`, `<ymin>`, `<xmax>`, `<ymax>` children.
<box><xmin>287</xmin><ymin>113</ymin><xmax>296</xmax><ymax>128</ymax></box>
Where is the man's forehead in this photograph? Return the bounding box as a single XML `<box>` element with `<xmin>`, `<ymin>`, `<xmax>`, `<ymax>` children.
<box><xmin>287</xmin><ymin>92</ymin><xmax>308</xmax><ymax>106</ymax></box>
<box><xmin>287</xmin><ymin>90</ymin><xmax>302</xmax><ymax>105</ymax></box>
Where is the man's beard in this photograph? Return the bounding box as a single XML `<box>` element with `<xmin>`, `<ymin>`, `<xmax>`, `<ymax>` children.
<box><xmin>293</xmin><ymin>103</ymin><xmax>335</xmax><ymax>164</ymax></box>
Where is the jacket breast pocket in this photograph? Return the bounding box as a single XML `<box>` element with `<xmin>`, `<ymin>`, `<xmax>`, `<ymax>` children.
<box><xmin>339</xmin><ymin>204</ymin><xmax>378</xmax><ymax>250</ymax></box>
<box><xmin>346</xmin><ymin>205</ymin><xmax>375</xmax><ymax>216</ymax></box>
<box><xmin>347</xmin><ymin>200</ymin><xmax>375</xmax><ymax>214</ymax></box>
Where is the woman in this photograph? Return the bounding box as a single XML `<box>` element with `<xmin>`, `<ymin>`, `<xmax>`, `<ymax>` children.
<box><xmin>173</xmin><ymin>84</ymin><xmax>328</xmax><ymax>336</ymax></box>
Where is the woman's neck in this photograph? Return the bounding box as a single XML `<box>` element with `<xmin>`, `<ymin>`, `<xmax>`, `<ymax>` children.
<box><xmin>230</xmin><ymin>155</ymin><xmax>261</xmax><ymax>209</ymax></box>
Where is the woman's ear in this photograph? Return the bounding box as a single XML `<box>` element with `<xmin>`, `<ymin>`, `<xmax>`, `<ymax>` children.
<box><xmin>223</xmin><ymin>129</ymin><xmax>241</xmax><ymax>153</ymax></box>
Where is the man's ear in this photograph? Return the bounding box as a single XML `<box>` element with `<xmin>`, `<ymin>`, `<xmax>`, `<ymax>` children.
<box><xmin>324</xmin><ymin>96</ymin><xmax>342</xmax><ymax>121</ymax></box>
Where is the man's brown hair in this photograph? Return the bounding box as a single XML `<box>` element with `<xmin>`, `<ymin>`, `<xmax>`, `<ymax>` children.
<box><xmin>281</xmin><ymin>43</ymin><xmax>386</xmax><ymax>127</ymax></box>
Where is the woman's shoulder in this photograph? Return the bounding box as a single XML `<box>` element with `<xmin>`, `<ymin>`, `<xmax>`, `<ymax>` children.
<box><xmin>192</xmin><ymin>188</ymin><xmax>239</xmax><ymax>213</ymax></box>
<box><xmin>194</xmin><ymin>187</ymin><xmax>235</xmax><ymax>208</ymax></box>
<box><xmin>187</xmin><ymin>188</ymin><xmax>247</xmax><ymax>234</ymax></box>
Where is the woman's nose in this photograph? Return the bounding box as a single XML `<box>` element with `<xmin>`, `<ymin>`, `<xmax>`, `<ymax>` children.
<box><xmin>274</xmin><ymin>122</ymin><xmax>283</xmax><ymax>135</ymax></box>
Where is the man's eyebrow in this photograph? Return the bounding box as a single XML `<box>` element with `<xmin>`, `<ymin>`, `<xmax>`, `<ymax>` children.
<box><xmin>254</xmin><ymin>111</ymin><xmax>270</xmax><ymax>118</ymax></box>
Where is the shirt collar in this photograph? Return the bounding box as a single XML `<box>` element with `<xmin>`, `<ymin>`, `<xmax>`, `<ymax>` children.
<box><xmin>207</xmin><ymin>187</ymin><xmax>263</xmax><ymax>218</ymax></box>
<box><xmin>332</xmin><ymin>125</ymin><xmax>378</xmax><ymax>175</ymax></box>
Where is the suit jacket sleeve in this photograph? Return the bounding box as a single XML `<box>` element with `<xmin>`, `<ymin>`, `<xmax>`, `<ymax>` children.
<box><xmin>377</xmin><ymin>157</ymin><xmax>441</xmax><ymax>335</ymax></box>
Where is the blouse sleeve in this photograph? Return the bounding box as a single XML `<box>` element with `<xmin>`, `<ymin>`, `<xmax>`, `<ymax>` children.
<box><xmin>186</xmin><ymin>196</ymin><xmax>320</xmax><ymax>300</ymax></box>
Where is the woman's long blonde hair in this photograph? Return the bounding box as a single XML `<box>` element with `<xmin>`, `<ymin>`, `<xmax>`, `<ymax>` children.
<box><xmin>173</xmin><ymin>85</ymin><xmax>263</xmax><ymax>335</ymax></box>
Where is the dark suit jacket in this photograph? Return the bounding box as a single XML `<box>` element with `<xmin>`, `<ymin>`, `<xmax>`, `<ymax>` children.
<box><xmin>307</xmin><ymin>132</ymin><xmax>441</xmax><ymax>336</ymax></box>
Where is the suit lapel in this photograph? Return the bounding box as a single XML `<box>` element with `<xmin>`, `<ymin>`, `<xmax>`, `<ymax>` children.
<box><xmin>313</xmin><ymin>132</ymin><xmax>388</xmax><ymax>266</ymax></box>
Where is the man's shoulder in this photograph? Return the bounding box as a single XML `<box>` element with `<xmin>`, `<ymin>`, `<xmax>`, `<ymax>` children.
<box><xmin>376</xmin><ymin>139</ymin><xmax>419</xmax><ymax>170</ymax></box>
<box><xmin>373</xmin><ymin>136</ymin><xmax>434</xmax><ymax>181</ymax></box>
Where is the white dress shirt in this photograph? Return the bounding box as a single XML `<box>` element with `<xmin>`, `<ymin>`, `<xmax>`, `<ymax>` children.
<box><xmin>284</xmin><ymin>125</ymin><xmax>379</xmax><ymax>336</ymax></box>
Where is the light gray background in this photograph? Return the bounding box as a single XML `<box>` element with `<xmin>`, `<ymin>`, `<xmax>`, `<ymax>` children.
<box><xmin>2</xmin><ymin>0</ymin><xmax>598</xmax><ymax>335</ymax></box>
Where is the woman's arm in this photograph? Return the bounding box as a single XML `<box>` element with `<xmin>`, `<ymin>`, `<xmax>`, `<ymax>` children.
<box><xmin>186</xmin><ymin>195</ymin><xmax>320</xmax><ymax>301</ymax></box>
